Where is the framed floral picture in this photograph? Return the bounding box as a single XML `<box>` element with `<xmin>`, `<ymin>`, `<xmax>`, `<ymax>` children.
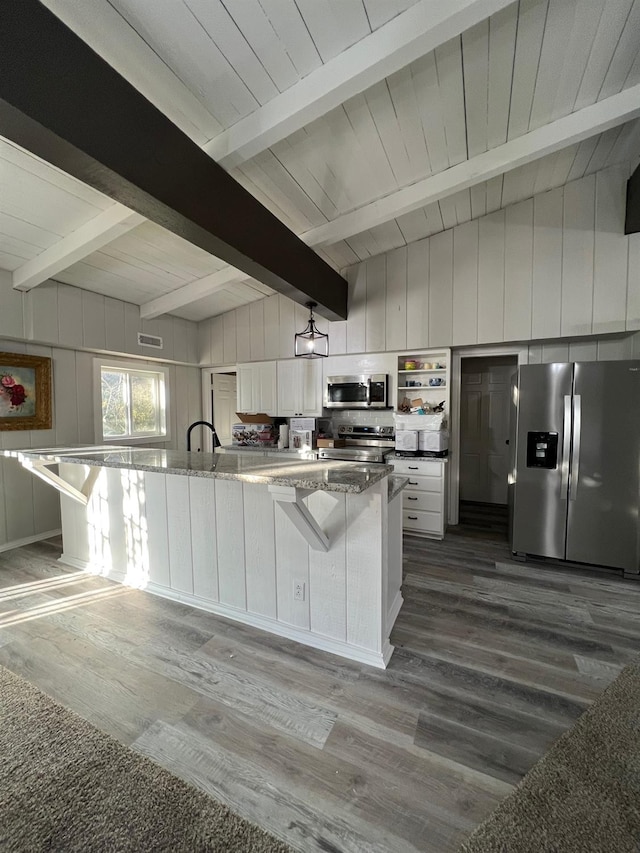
<box><xmin>0</xmin><ymin>352</ymin><xmax>52</xmax><ymax>430</ymax></box>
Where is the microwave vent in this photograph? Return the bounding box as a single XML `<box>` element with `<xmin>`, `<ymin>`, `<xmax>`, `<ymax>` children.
<box><xmin>138</xmin><ymin>332</ymin><xmax>163</xmax><ymax>349</ymax></box>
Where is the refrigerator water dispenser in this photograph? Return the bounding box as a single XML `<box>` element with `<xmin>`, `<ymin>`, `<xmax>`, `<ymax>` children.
<box><xmin>526</xmin><ymin>431</ymin><xmax>558</xmax><ymax>469</ymax></box>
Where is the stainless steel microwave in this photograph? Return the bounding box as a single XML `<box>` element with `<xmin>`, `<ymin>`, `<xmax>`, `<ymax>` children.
<box><xmin>325</xmin><ymin>374</ymin><xmax>389</xmax><ymax>409</ymax></box>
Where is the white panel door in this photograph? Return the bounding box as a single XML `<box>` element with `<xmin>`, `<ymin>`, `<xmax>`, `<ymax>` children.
<box><xmin>211</xmin><ymin>373</ymin><xmax>237</xmax><ymax>447</ymax></box>
<box><xmin>460</xmin><ymin>361</ymin><xmax>515</xmax><ymax>504</ymax></box>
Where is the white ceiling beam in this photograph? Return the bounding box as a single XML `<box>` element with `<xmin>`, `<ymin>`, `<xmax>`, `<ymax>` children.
<box><xmin>301</xmin><ymin>84</ymin><xmax>640</xmax><ymax>247</ymax></box>
<box><xmin>140</xmin><ymin>267</ymin><xmax>247</xmax><ymax>320</ymax></box>
<box><xmin>205</xmin><ymin>0</ymin><xmax>516</xmax><ymax>169</ymax></box>
<box><xmin>34</xmin><ymin>0</ymin><xmax>515</xmax><ymax>309</ymax></box>
<box><xmin>147</xmin><ymin>85</ymin><xmax>640</xmax><ymax>316</ymax></box>
<box><xmin>12</xmin><ymin>205</ymin><xmax>144</xmax><ymax>292</ymax></box>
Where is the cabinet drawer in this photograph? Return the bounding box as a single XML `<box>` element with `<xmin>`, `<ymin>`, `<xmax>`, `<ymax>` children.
<box><xmin>403</xmin><ymin>490</ymin><xmax>441</xmax><ymax>512</ymax></box>
<box><xmin>393</xmin><ymin>459</ymin><xmax>444</xmax><ymax>477</ymax></box>
<box><xmin>402</xmin><ymin>509</ymin><xmax>442</xmax><ymax>534</ymax></box>
<box><xmin>400</xmin><ymin>473</ymin><xmax>442</xmax><ymax>493</ymax></box>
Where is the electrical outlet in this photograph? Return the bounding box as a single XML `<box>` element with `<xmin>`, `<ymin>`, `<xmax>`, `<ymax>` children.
<box><xmin>294</xmin><ymin>580</ymin><xmax>305</xmax><ymax>601</ymax></box>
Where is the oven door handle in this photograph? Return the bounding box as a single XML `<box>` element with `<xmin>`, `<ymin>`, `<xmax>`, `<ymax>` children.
<box><xmin>366</xmin><ymin>378</ymin><xmax>372</xmax><ymax>407</ymax></box>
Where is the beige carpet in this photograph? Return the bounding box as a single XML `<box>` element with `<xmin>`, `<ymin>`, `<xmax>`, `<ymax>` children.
<box><xmin>0</xmin><ymin>665</ymin><xmax>293</xmax><ymax>852</ymax></box>
<box><xmin>460</xmin><ymin>660</ymin><xmax>640</xmax><ymax>853</ymax></box>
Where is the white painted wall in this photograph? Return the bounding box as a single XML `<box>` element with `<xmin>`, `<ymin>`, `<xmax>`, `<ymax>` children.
<box><xmin>197</xmin><ymin>166</ymin><xmax>640</xmax><ymax>364</ymax></box>
<box><xmin>0</xmin><ymin>276</ymin><xmax>202</xmax><ymax>552</ymax></box>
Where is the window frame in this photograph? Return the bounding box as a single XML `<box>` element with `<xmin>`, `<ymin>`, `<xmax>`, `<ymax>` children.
<box><xmin>93</xmin><ymin>358</ymin><xmax>171</xmax><ymax>445</ymax></box>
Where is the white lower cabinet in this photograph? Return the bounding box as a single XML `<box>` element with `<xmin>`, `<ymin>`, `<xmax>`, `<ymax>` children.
<box><xmin>236</xmin><ymin>362</ymin><xmax>277</xmax><ymax>415</ymax></box>
<box><xmin>277</xmin><ymin>358</ymin><xmax>322</xmax><ymax>417</ymax></box>
<box><xmin>391</xmin><ymin>458</ymin><xmax>447</xmax><ymax>539</ymax></box>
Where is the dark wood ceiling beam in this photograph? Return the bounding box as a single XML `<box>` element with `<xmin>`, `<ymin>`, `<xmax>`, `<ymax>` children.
<box><xmin>0</xmin><ymin>0</ymin><xmax>348</xmax><ymax>321</ymax></box>
<box><xmin>625</xmin><ymin>161</ymin><xmax>640</xmax><ymax>235</ymax></box>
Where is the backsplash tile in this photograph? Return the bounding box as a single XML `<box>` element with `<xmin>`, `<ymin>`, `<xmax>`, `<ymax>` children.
<box><xmin>328</xmin><ymin>409</ymin><xmax>395</xmax><ymax>433</ymax></box>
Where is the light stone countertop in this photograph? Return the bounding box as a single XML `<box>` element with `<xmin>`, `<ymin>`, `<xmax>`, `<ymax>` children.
<box><xmin>219</xmin><ymin>444</ymin><xmax>317</xmax><ymax>459</ymax></box>
<box><xmin>388</xmin><ymin>476</ymin><xmax>409</xmax><ymax>502</ymax></box>
<box><xmin>7</xmin><ymin>446</ymin><xmax>392</xmax><ymax>495</ymax></box>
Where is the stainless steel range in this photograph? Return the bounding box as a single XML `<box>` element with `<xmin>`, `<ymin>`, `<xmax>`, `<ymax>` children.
<box><xmin>317</xmin><ymin>424</ymin><xmax>395</xmax><ymax>464</ymax></box>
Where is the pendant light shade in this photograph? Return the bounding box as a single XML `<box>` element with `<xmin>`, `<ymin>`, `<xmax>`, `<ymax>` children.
<box><xmin>294</xmin><ymin>302</ymin><xmax>329</xmax><ymax>358</ymax></box>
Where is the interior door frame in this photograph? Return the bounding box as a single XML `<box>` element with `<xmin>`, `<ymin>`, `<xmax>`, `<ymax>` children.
<box><xmin>449</xmin><ymin>344</ymin><xmax>529</xmax><ymax>526</ymax></box>
<box><xmin>201</xmin><ymin>365</ymin><xmax>238</xmax><ymax>452</ymax></box>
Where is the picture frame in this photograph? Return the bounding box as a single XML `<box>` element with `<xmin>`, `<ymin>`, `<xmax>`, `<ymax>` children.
<box><xmin>0</xmin><ymin>352</ymin><xmax>52</xmax><ymax>431</ymax></box>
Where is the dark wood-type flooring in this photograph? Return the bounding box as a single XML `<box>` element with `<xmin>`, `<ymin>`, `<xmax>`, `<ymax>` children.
<box><xmin>1</xmin><ymin>518</ymin><xmax>639</xmax><ymax>853</ymax></box>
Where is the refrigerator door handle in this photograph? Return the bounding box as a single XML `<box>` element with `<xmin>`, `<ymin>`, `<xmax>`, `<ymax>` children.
<box><xmin>561</xmin><ymin>395</ymin><xmax>572</xmax><ymax>498</ymax></box>
<box><xmin>570</xmin><ymin>394</ymin><xmax>582</xmax><ymax>501</ymax></box>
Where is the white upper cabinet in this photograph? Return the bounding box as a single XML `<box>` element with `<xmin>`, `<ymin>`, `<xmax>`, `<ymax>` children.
<box><xmin>276</xmin><ymin>361</ymin><xmax>299</xmax><ymax>417</ymax></box>
<box><xmin>237</xmin><ymin>362</ymin><xmax>277</xmax><ymax>415</ymax></box>
<box><xmin>237</xmin><ymin>364</ymin><xmax>255</xmax><ymax>412</ymax></box>
<box><xmin>277</xmin><ymin>359</ymin><xmax>323</xmax><ymax>417</ymax></box>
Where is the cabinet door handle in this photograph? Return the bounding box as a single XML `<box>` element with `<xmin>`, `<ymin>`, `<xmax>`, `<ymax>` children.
<box><xmin>408</xmin><ymin>466</ymin><xmax>418</xmax><ymax>470</ymax></box>
<box><xmin>408</xmin><ymin>480</ymin><xmax>418</xmax><ymax>485</ymax></box>
<box><xmin>407</xmin><ymin>516</ymin><xmax>418</xmax><ymax>520</ymax></box>
<box><xmin>407</xmin><ymin>496</ymin><xmax>418</xmax><ymax>500</ymax></box>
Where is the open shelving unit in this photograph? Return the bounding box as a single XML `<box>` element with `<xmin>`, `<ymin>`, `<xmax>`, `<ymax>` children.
<box><xmin>396</xmin><ymin>350</ymin><xmax>451</xmax><ymax>415</ymax></box>
<box><xmin>391</xmin><ymin>349</ymin><xmax>452</xmax><ymax>541</ymax></box>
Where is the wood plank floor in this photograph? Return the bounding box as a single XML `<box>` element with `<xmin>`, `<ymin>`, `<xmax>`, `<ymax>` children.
<box><xmin>1</xmin><ymin>526</ymin><xmax>639</xmax><ymax>852</ymax></box>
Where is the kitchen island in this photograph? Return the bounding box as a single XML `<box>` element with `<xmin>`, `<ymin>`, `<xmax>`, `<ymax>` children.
<box><xmin>7</xmin><ymin>447</ymin><xmax>407</xmax><ymax>668</ymax></box>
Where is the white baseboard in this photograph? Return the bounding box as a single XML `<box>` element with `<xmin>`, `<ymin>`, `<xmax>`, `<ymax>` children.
<box><xmin>58</xmin><ymin>553</ymin><xmax>391</xmax><ymax>669</ymax></box>
<box><xmin>386</xmin><ymin>589</ymin><xmax>404</xmax><ymax>636</ymax></box>
<box><xmin>0</xmin><ymin>529</ymin><xmax>62</xmax><ymax>554</ymax></box>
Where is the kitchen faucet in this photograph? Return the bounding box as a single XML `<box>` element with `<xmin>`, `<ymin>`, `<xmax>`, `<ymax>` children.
<box><xmin>186</xmin><ymin>420</ymin><xmax>221</xmax><ymax>452</ymax></box>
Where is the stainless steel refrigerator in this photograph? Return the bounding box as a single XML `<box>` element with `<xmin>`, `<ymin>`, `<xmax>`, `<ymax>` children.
<box><xmin>508</xmin><ymin>361</ymin><xmax>640</xmax><ymax>574</ymax></box>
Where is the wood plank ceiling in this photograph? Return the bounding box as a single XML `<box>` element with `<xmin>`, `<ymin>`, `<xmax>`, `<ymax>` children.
<box><xmin>1</xmin><ymin>0</ymin><xmax>639</xmax><ymax>322</ymax></box>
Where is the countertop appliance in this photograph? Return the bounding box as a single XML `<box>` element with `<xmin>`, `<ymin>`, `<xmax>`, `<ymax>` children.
<box><xmin>317</xmin><ymin>424</ymin><xmax>395</xmax><ymax>463</ymax></box>
<box><xmin>325</xmin><ymin>374</ymin><xmax>389</xmax><ymax>409</ymax></box>
<box><xmin>509</xmin><ymin>361</ymin><xmax>640</xmax><ymax>574</ymax></box>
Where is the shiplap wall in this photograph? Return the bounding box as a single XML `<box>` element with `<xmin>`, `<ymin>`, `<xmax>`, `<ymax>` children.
<box><xmin>0</xmin><ymin>279</ymin><xmax>202</xmax><ymax>551</ymax></box>
<box><xmin>0</xmin><ymin>272</ymin><xmax>199</xmax><ymax>364</ymax></box>
<box><xmin>198</xmin><ymin>166</ymin><xmax>640</xmax><ymax>364</ymax></box>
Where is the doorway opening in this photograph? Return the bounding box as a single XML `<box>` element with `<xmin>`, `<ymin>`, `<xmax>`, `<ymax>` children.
<box><xmin>202</xmin><ymin>369</ymin><xmax>237</xmax><ymax>451</ymax></box>
<box><xmin>458</xmin><ymin>355</ymin><xmax>517</xmax><ymax>538</ymax></box>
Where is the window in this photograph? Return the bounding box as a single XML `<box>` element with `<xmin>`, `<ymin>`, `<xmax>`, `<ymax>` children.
<box><xmin>94</xmin><ymin>360</ymin><xmax>169</xmax><ymax>444</ymax></box>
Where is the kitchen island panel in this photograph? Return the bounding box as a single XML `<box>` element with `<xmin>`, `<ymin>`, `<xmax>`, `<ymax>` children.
<box><xmin>307</xmin><ymin>490</ymin><xmax>347</xmax><ymax>642</ymax></box>
<box><xmin>166</xmin><ymin>474</ymin><xmax>194</xmax><ymax>594</ymax></box>
<box><xmin>215</xmin><ymin>479</ymin><xmax>247</xmax><ymax>610</ymax></box>
<box><xmin>346</xmin><ymin>480</ymin><xmax>386</xmax><ymax>655</ymax></box>
<box><xmin>243</xmin><ymin>483</ymin><xmax>277</xmax><ymax>620</ymax></box>
<box><xmin>143</xmin><ymin>470</ymin><xmax>171</xmax><ymax>589</ymax></box>
<box><xmin>275</xmin><ymin>499</ymin><xmax>310</xmax><ymax>630</ymax></box>
<box><xmin>34</xmin><ymin>449</ymin><xmax>406</xmax><ymax>668</ymax></box>
<box><xmin>105</xmin><ymin>467</ymin><xmax>134</xmax><ymax>585</ymax></box>
<box><xmin>188</xmin><ymin>476</ymin><xmax>219</xmax><ymax>601</ymax></box>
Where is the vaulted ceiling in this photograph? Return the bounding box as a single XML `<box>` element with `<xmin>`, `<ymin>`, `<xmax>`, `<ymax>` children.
<box><xmin>1</xmin><ymin>0</ymin><xmax>639</xmax><ymax>322</ymax></box>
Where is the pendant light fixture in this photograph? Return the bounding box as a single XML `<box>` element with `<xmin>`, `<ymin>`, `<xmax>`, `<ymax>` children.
<box><xmin>294</xmin><ymin>301</ymin><xmax>329</xmax><ymax>358</ymax></box>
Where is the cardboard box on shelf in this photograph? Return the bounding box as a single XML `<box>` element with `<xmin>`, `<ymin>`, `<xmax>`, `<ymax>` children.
<box><xmin>289</xmin><ymin>417</ymin><xmax>316</xmax><ymax>432</ymax></box>
<box><xmin>316</xmin><ymin>438</ymin><xmax>346</xmax><ymax>448</ymax></box>
<box><xmin>235</xmin><ymin>413</ymin><xmax>274</xmax><ymax>424</ymax></box>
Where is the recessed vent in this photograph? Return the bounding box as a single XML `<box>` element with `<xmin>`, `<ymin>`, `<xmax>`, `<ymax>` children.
<box><xmin>137</xmin><ymin>332</ymin><xmax>163</xmax><ymax>349</ymax></box>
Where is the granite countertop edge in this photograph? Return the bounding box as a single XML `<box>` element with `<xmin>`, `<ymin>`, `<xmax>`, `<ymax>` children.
<box><xmin>6</xmin><ymin>447</ymin><xmax>392</xmax><ymax>495</ymax></box>
<box><xmin>388</xmin><ymin>476</ymin><xmax>409</xmax><ymax>502</ymax></box>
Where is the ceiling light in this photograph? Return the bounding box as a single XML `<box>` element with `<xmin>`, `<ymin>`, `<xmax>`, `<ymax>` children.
<box><xmin>294</xmin><ymin>302</ymin><xmax>329</xmax><ymax>358</ymax></box>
